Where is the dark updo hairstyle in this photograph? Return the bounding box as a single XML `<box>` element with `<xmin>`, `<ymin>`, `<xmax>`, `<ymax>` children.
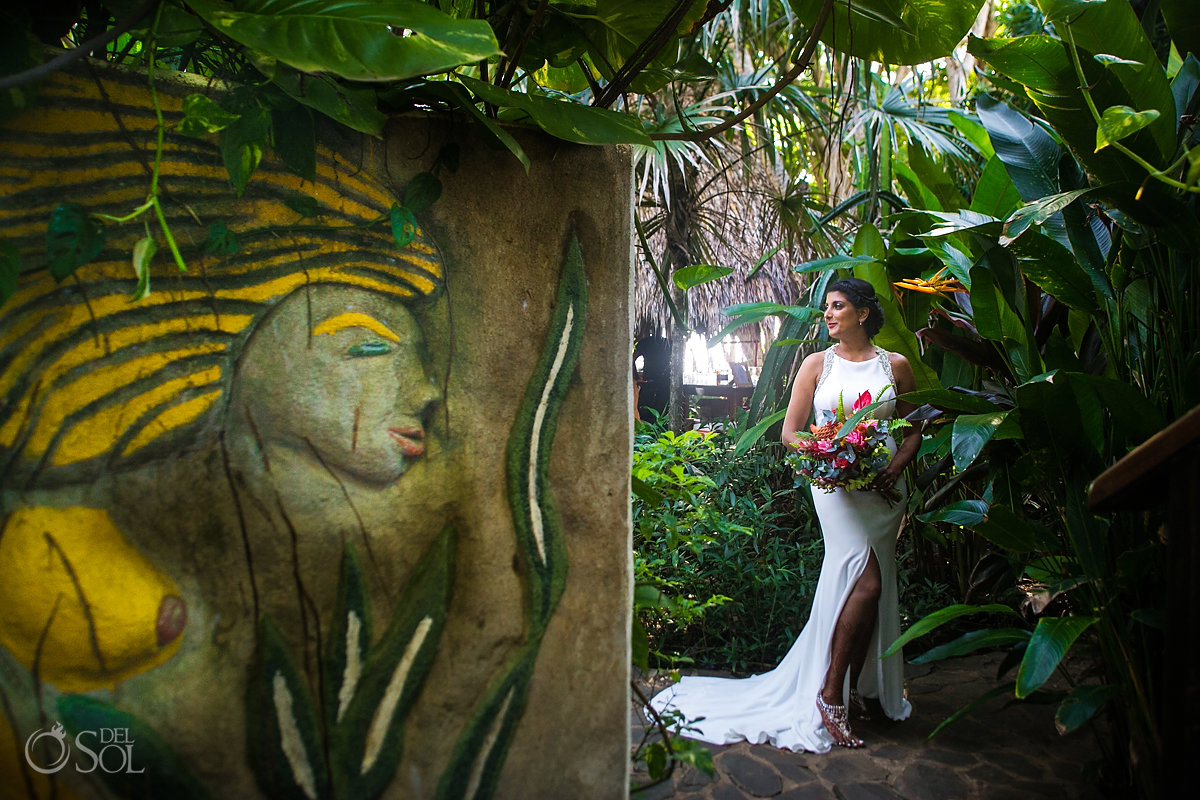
<box><xmin>826</xmin><ymin>277</ymin><xmax>885</xmax><ymax>338</ymax></box>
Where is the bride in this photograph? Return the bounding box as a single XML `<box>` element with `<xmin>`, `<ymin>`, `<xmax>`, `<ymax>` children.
<box><xmin>649</xmin><ymin>277</ymin><xmax>921</xmax><ymax>751</ymax></box>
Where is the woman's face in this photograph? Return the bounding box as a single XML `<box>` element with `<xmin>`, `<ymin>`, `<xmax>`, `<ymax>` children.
<box><xmin>823</xmin><ymin>291</ymin><xmax>867</xmax><ymax>340</ymax></box>
<box><xmin>234</xmin><ymin>286</ymin><xmax>440</xmax><ymax>486</ymax></box>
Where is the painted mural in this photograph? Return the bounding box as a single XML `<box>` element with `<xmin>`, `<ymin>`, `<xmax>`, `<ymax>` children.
<box><xmin>0</xmin><ymin>66</ymin><xmax>607</xmax><ymax>800</ymax></box>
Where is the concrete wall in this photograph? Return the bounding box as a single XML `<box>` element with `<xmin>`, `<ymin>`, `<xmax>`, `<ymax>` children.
<box><xmin>0</xmin><ymin>66</ymin><xmax>631</xmax><ymax>800</ymax></box>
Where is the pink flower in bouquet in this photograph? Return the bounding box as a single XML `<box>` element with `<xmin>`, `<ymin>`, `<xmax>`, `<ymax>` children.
<box><xmin>816</xmin><ymin>438</ymin><xmax>836</xmax><ymax>454</ymax></box>
<box><xmin>845</xmin><ymin>428</ymin><xmax>865</xmax><ymax>447</ymax></box>
<box><xmin>852</xmin><ymin>390</ymin><xmax>872</xmax><ymax>412</ymax></box>
<box><xmin>834</xmin><ymin>456</ymin><xmax>850</xmax><ymax>469</ymax></box>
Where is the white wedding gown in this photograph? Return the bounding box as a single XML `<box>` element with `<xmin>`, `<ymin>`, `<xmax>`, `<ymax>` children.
<box><xmin>649</xmin><ymin>346</ymin><xmax>912</xmax><ymax>752</ymax></box>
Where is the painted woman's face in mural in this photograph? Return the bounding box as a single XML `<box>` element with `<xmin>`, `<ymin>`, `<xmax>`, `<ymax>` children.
<box><xmin>233</xmin><ymin>286</ymin><xmax>440</xmax><ymax>486</ymax></box>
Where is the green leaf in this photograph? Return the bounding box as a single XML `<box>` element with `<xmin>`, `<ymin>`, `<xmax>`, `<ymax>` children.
<box><xmin>57</xmin><ymin>695</ymin><xmax>210</xmax><ymax>800</ymax></box>
<box><xmin>928</xmin><ymin>684</ymin><xmax>1013</xmax><ymax>739</ymax></box>
<box><xmin>975</xmin><ymin>95</ymin><xmax>1062</xmax><ymax>203</ymax></box>
<box><xmin>410</xmin><ymin>80</ymin><xmax>530</xmax><ymax>172</ymax></box>
<box><xmin>190</xmin><ymin>0</ymin><xmax>501</xmax><ymax>82</ymax></box>
<box><xmin>1094</xmin><ymin>105</ymin><xmax>1160</xmax><ymax>152</ymax></box>
<box><xmin>271</xmin><ymin>105</ymin><xmax>317</xmax><ymax>180</ymax></box>
<box><xmin>789</xmin><ymin>0</ymin><xmax>987</xmax><ymax>65</ymax></box>
<box><xmin>673</xmin><ymin>264</ymin><xmax>733</xmax><ymax>291</ymax></box>
<box><xmin>403</xmin><ymin>172</ymin><xmax>442</xmax><ymax>213</ymax></box>
<box><xmin>46</xmin><ymin>203</ymin><xmax>106</xmax><ymax>281</ymax></box>
<box><xmin>0</xmin><ymin>241</ymin><xmax>20</xmax><ymax>305</ymax></box>
<box><xmin>265</xmin><ymin>62</ymin><xmax>387</xmax><ymax>136</ymax></box>
<box><xmin>390</xmin><ymin>204</ymin><xmax>417</xmax><ymax>249</ymax></box>
<box><xmin>1055</xmin><ymin>684</ymin><xmax>1116</xmax><ymax>734</ymax></box>
<box><xmin>899</xmin><ymin>389</ymin><xmax>1000</xmax><ymax>414</ymax></box>
<box><xmin>219</xmin><ymin>96</ymin><xmax>271</xmax><ymax>196</ymax></box>
<box><xmin>1006</xmin><ymin>231</ymin><xmax>1099</xmax><ymax>313</ymax></box>
<box><xmin>881</xmin><ymin>603</ymin><xmax>1018</xmax><ymax>659</ymax></box>
<box><xmin>631</xmin><ymin>616</ymin><xmax>650</xmax><ymax>671</ymax></box>
<box><xmin>970</xmin><ymin>155</ymin><xmax>1022</xmax><ymax>219</ymax></box>
<box><xmin>131</xmin><ymin>236</ymin><xmax>156</xmax><ymax>302</ymax></box>
<box><xmin>203</xmin><ymin>221</ymin><xmax>242</xmax><ymax>256</ymax></box>
<box><xmin>794</xmin><ymin>254</ymin><xmax>879</xmax><ymax>273</ymax></box>
<box><xmin>951</xmin><ymin>411</ymin><xmax>1007</xmax><ymax>470</ymax></box>
<box><xmin>971</xmin><ymin>503</ymin><xmax>1048</xmax><ymax>552</ymax></box>
<box><xmin>917</xmin><ymin>500</ymin><xmax>989</xmax><ymax>526</ymax></box>
<box><xmin>909</xmin><ymin>628</ymin><xmax>1032</xmax><ymax>664</ymax></box>
<box><xmin>1016</xmin><ymin>616</ymin><xmax>1098</xmax><ymax>698</ymax></box>
<box><xmin>852</xmin><ymin>260</ymin><xmax>941</xmax><ymax>390</ymax></box>
<box><xmin>283</xmin><ymin>192</ymin><xmax>321</xmax><ymax>218</ymax></box>
<box><xmin>734</xmin><ymin>409</ymin><xmax>787</xmax><ymax>459</ymax></box>
<box><xmin>458</xmin><ymin>76</ymin><xmax>652</xmax><ymax>146</ymax></box>
<box><xmin>178</xmin><ymin>93</ymin><xmax>242</xmax><ymax>137</ymax></box>
<box><xmin>1093</xmin><ymin>54</ymin><xmax>1143</xmax><ymax>68</ymax></box>
<box><xmin>631</xmin><ymin>475</ymin><xmax>664</xmax><ymax>506</ymax></box>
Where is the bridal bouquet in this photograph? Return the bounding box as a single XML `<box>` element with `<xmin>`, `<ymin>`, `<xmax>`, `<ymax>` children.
<box><xmin>786</xmin><ymin>389</ymin><xmax>908</xmax><ymax>494</ymax></box>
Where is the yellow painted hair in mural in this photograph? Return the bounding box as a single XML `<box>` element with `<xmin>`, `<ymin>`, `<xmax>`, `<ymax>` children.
<box><xmin>0</xmin><ymin>69</ymin><xmax>443</xmax><ymax>486</ymax></box>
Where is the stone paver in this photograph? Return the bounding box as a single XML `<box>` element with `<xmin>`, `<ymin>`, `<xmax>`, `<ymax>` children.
<box><xmin>632</xmin><ymin>653</ymin><xmax>1105</xmax><ymax>799</ymax></box>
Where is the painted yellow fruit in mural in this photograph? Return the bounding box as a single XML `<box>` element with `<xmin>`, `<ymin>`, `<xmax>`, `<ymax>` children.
<box><xmin>0</xmin><ymin>506</ymin><xmax>186</xmax><ymax>692</ymax></box>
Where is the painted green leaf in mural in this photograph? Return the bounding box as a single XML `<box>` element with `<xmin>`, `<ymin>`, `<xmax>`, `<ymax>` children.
<box><xmin>58</xmin><ymin>695</ymin><xmax>210</xmax><ymax>800</ymax></box>
<box><xmin>187</xmin><ymin>0</ymin><xmax>501</xmax><ymax>82</ymax></box>
<box><xmin>788</xmin><ymin>0</ymin><xmax>987</xmax><ymax>65</ymax></box>
<box><xmin>322</xmin><ymin>543</ymin><xmax>372</xmax><ymax>736</ymax></box>
<box><xmin>334</xmin><ymin>529</ymin><xmax>454</xmax><ymax>799</ymax></box>
<box><xmin>246</xmin><ymin>619</ymin><xmax>329</xmax><ymax>800</ymax></box>
<box><xmin>46</xmin><ymin>203</ymin><xmax>106</xmax><ymax>281</ymax></box>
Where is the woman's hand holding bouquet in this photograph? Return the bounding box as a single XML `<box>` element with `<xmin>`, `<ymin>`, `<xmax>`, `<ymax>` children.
<box><xmin>785</xmin><ymin>389</ymin><xmax>908</xmax><ymax>503</ymax></box>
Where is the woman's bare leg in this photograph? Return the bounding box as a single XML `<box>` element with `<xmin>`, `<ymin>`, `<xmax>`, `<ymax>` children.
<box><xmin>817</xmin><ymin>549</ymin><xmax>882</xmax><ymax>746</ymax></box>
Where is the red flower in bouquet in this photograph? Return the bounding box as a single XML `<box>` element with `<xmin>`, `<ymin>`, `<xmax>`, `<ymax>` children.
<box><xmin>786</xmin><ymin>388</ymin><xmax>908</xmax><ymax>497</ymax></box>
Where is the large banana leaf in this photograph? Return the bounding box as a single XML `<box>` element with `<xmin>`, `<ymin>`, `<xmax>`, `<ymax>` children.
<box><xmin>188</xmin><ymin>0</ymin><xmax>501</xmax><ymax>82</ymax></box>
<box><xmin>850</xmin><ymin>225</ymin><xmax>940</xmax><ymax>391</ymax></box>
<box><xmin>789</xmin><ymin>0</ymin><xmax>987</xmax><ymax>66</ymax></box>
<box><xmin>1037</xmin><ymin>0</ymin><xmax>1175</xmax><ymax>161</ymax></box>
<box><xmin>1016</xmin><ymin>615</ymin><xmax>1098</xmax><ymax>698</ymax></box>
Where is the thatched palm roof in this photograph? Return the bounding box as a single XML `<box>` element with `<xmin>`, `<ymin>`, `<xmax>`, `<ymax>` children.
<box><xmin>633</xmin><ymin>159</ymin><xmax>812</xmax><ymax>340</ymax></box>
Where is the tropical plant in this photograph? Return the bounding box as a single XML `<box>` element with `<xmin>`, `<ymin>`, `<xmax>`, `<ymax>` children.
<box><xmin>714</xmin><ymin>4</ymin><xmax>1195</xmax><ymax>797</ymax></box>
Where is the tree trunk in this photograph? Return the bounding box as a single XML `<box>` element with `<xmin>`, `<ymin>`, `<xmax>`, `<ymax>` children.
<box><xmin>665</xmin><ymin>157</ymin><xmax>698</xmax><ymax>432</ymax></box>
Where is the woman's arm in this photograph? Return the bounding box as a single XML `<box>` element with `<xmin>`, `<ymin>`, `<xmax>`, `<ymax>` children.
<box><xmin>873</xmin><ymin>353</ymin><xmax>921</xmax><ymax>491</ymax></box>
<box><xmin>781</xmin><ymin>352</ymin><xmax>824</xmax><ymax>450</ymax></box>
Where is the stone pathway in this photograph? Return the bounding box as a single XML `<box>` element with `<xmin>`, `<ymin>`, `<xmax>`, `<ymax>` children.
<box><xmin>631</xmin><ymin>653</ymin><xmax>1104</xmax><ymax>800</ymax></box>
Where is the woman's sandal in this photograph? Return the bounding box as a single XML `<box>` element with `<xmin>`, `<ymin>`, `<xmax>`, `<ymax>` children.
<box><xmin>848</xmin><ymin>688</ymin><xmax>872</xmax><ymax>721</ymax></box>
<box><xmin>815</xmin><ymin>693</ymin><xmax>864</xmax><ymax>748</ymax></box>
